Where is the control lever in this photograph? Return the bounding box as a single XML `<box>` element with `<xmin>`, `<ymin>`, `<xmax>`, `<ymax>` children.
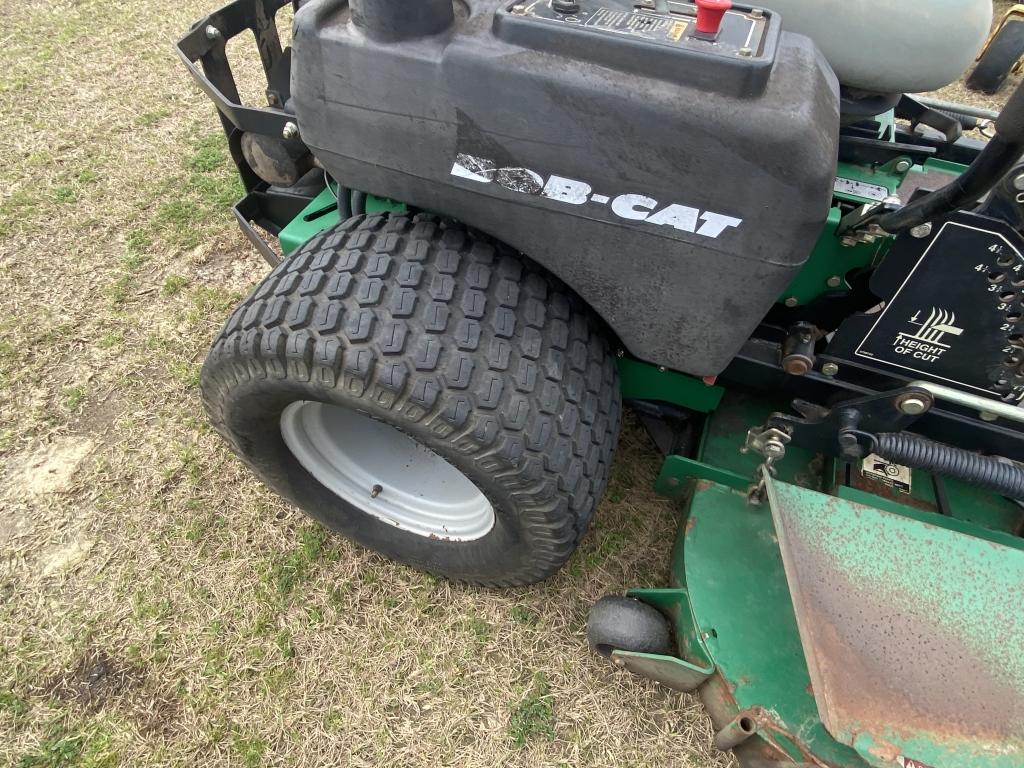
<box><xmin>693</xmin><ymin>0</ymin><xmax>732</xmax><ymax>40</ymax></box>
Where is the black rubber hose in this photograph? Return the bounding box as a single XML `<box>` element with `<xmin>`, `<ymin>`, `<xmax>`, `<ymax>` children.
<box><xmin>336</xmin><ymin>185</ymin><xmax>352</xmax><ymax>220</ymax></box>
<box><xmin>875</xmin><ymin>432</ymin><xmax>1024</xmax><ymax>500</ymax></box>
<box><xmin>876</xmin><ymin>78</ymin><xmax>1024</xmax><ymax>234</ymax></box>
<box><xmin>351</xmin><ymin>190</ymin><xmax>367</xmax><ymax>216</ymax></box>
<box><xmin>876</xmin><ymin>135</ymin><xmax>1023</xmax><ymax>232</ymax></box>
<box><xmin>996</xmin><ymin>76</ymin><xmax>1024</xmax><ymax>144</ymax></box>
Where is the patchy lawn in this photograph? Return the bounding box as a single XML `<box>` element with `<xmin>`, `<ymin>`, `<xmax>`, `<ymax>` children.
<box><xmin>0</xmin><ymin>0</ymin><xmax>1016</xmax><ymax>766</ymax></box>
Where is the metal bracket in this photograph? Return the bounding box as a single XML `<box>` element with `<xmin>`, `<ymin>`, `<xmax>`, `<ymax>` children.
<box><xmin>741</xmin><ymin>425</ymin><xmax>791</xmax><ymax>504</ymax></box>
<box><xmin>835</xmin><ymin>199</ymin><xmax>901</xmax><ymax>242</ymax></box>
<box><xmin>742</xmin><ymin>425</ymin><xmax>791</xmax><ymax>460</ymax></box>
<box><xmin>766</xmin><ymin>385</ymin><xmax>933</xmax><ymax>462</ymax></box>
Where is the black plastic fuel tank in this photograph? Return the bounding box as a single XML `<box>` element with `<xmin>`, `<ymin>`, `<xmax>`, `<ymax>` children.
<box><xmin>290</xmin><ymin>0</ymin><xmax>839</xmax><ymax>376</ymax></box>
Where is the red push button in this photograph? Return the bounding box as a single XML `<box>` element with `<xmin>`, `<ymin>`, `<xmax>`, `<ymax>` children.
<box><xmin>694</xmin><ymin>0</ymin><xmax>732</xmax><ymax>37</ymax></box>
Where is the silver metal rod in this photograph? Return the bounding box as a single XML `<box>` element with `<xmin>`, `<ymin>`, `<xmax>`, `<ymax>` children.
<box><xmin>909</xmin><ymin>380</ymin><xmax>1024</xmax><ymax>424</ymax></box>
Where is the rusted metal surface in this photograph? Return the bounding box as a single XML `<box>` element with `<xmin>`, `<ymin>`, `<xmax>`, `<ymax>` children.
<box><xmin>714</xmin><ymin>709</ymin><xmax>760</xmax><ymax>750</ymax></box>
<box><xmin>765</xmin><ymin>468</ymin><xmax>1024</xmax><ymax>768</ymax></box>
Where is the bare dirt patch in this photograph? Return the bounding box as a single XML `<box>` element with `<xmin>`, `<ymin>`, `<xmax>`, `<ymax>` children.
<box><xmin>46</xmin><ymin>648</ymin><xmax>144</xmax><ymax>714</ymax></box>
<box><xmin>38</xmin><ymin>535</ymin><xmax>96</xmax><ymax>577</ymax></box>
<box><xmin>43</xmin><ymin>647</ymin><xmax>182</xmax><ymax>735</ymax></box>
<box><xmin>3</xmin><ymin>436</ymin><xmax>94</xmax><ymax>500</ymax></box>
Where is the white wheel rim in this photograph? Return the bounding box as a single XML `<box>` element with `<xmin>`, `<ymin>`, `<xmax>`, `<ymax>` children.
<box><xmin>279</xmin><ymin>401</ymin><xmax>494</xmax><ymax>541</ymax></box>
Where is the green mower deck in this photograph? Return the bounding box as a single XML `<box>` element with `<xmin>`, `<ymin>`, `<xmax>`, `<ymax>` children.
<box><xmin>620</xmin><ymin>393</ymin><xmax>1024</xmax><ymax>768</ymax></box>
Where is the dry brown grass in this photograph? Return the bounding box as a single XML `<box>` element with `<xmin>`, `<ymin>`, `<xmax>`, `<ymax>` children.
<box><xmin>0</xmin><ymin>1</ymin><xmax>1017</xmax><ymax>766</ymax></box>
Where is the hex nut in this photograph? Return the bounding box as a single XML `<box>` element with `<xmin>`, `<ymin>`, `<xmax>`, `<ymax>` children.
<box><xmin>895</xmin><ymin>159</ymin><xmax>912</xmax><ymax>173</ymax></box>
<box><xmin>205</xmin><ymin>25</ymin><xmax>221</xmax><ymax>40</ymax></box>
<box><xmin>821</xmin><ymin>362</ymin><xmax>839</xmax><ymax>377</ymax></box>
<box><xmin>909</xmin><ymin>222</ymin><xmax>933</xmax><ymax>239</ymax></box>
<box><xmin>282</xmin><ymin>122</ymin><xmax>299</xmax><ymax>140</ymax></box>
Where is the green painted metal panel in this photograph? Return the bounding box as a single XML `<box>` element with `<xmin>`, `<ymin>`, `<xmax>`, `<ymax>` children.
<box><xmin>617</xmin><ymin>357</ymin><xmax>724</xmax><ymax>412</ymax></box>
<box><xmin>768</xmin><ymin>477</ymin><xmax>1024</xmax><ymax>768</ymax></box>
<box><xmin>678</xmin><ymin>482</ymin><xmax>870</xmax><ymax>766</ymax></box>
<box><xmin>837</xmin><ymin>485</ymin><xmax>1024</xmax><ymax>552</ymax></box>
<box><xmin>278</xmin><ymin>186</ymin><xmax>407</xmax><ymax>256</ymax></box>
<box><xmin>639</xmin><ymin>393</ymin><xmax>1024</xmax><ymax>766</ymax></box>
<box><xmin>694</xmin><ymin>394</ymin><xmax>822</xmax><ymax>488</ymax></box>
<box><xmin>653</xmin><ymin>393</ymin><xmax>824</xmax><ymax>497</ymax></box>
<box><xmin>782</xmin><ymin>157</ymin><xmax>968</xmax><ymax>307</ymax></box>
<box><xmin>782</xmin><ymin>206</ymin><xmax>887</xmax><ymax>306</ymax></box>
<box><xmin>627</xmin><ymin>587</ymin><xmax>714</xmax><ymax>674</ymax></box>
<box><xmin>655</xmin><ymin>455</ymin><xmax>749</xmax><ymax>495</ymax></box>
<box><xmin>922</xmin><ymin>156</ymin><xmax>970</xmax><ymax>176</ymax></box>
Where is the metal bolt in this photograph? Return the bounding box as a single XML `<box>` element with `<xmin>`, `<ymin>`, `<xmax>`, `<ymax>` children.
<box><xmin>282</xmin><ymin>121</ymin><xmax>299</xmax><ymax>140</ymax></box>
<box><xmin>613</xmin><ymin>656</ymin><xmax>626</xmax><ymax>668</ymax></box>
<box><xmin>658</xmin><ymin>366</ymin><xmax>666</xmax><ymax>372</ymax></box>
<box><xmin>750</xmin><ymin>8</ymin><xmax>764</xmax><ymax>18</ymax></box>
<box><xmin>1013</xmin><ymin>173</ymin><xmax>1024</xmax><ymax>192</ymax></box>
<box><xmin>511</xmin><ymin>3</ymin><xmax>526</xmax><ymax>12</ymax></box>
<box><xmin>826</xmin><ymin>275</ymin><xmax>842</xmax><ymax>288</ymax></box>
<box><xmin>784</xmin><ymin>297</ymin><xmax>799</xmax><ymax>308</ymax></box>
<box><xmin>979</xmin><ymin>410</ymin><xmax>999</xmax><ymax>422</ymax></box>
<box><xmin>883</xmin><ymin>195</ymin><xmax>902</xmax><ymax>206</ymax></box>
<box><xmin>205</xmin><ymin>24</ymin><xmax>222</xmax><ymax>40</ymax></box>
<box><xmin>821</xmin><ymin>362</ymin><xmax>839</xmax><ymax>377</ymax></box>
<box><xmin>370</xmin><ymin>484</ymin><xmax>383</xmax><ymax>498</ymax></box>
<box><xmin>737</xmin><ymin>47</ymin><xmax>752</xmax><ymax>57</ymax></box>
<box><xmin>909</xmin><ymin>222</ymin><xmax>932</xmax><ymax>239</ymax></box>
<box><xmin>897</xmin><ymin>396</ymin><xmax>929</xmax><ymax>416</ymax></box>
<box><xmin>895</xmin><ymin>159</ymin><xmax>912</xmax><ymax>173</ymax></box>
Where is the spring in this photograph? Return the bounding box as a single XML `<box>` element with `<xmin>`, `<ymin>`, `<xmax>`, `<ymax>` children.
<box><xmin>876</xmin><ymin>432</ymin><xmax>1024</xmax><ymax>500</ymax></box>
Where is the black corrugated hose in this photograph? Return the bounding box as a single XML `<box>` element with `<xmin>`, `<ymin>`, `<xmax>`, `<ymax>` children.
<box><xmin>876</xmin><ymin>433</ymin><xmax>1024</xmax><ymax>500</ymax></box>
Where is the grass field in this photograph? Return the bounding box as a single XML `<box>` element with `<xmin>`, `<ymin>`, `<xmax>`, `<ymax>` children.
<box><xmin>0</xmin><ymin>1</ymin><xmax>1017</xmax><ymax>766</ymax></box>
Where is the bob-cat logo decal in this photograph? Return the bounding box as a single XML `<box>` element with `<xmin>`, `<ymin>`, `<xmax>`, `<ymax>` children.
<box><xmin>450</xmin><ymin>153</ymin><xmax>742</xmax><ymax>239</ymax></box>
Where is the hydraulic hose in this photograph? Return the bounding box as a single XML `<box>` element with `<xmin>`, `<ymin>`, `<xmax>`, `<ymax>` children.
<box><xmin>876</xmin><ymin>78</ymin><xmax>1024</xmax><ymax>233</ymax></box>
<box><xmin>875</xmin><ymin>432</ymin><xmax>1024</xmax><ymax>500</ymax></box>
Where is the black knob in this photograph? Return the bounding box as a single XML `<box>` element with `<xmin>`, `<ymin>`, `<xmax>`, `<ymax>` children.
<box><xmin>552</xmin><ymin>0</ymin><xmax>580</xmax><ymax>14</ymax></box>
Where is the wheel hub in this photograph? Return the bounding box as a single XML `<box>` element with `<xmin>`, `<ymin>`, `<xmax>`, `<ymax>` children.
<box><xmin>280</xmin><ymin>401</ymin><xmax>494</xmax><ymax>541</ymax></box>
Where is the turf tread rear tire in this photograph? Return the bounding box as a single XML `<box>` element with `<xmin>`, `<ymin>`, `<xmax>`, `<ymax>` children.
<box><xmin>201</xmin><ymin>213</ymin><xmax>621</xmax><ymax>585</ymax></box>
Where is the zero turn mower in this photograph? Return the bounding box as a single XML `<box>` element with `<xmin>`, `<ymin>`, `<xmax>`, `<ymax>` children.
<box><xmin>178</xmin><ymin>1</ymin><xmax>1024</xmax><ymax>765</ymax></box>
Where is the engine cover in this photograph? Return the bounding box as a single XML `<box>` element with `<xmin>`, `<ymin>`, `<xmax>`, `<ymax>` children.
<box><xmin>827</xmin><ymin>211</ymin><xmax>1024</xmax><ymax>405</ymax></box>
<box><xmin>291</xmin><ymin>0</ymin><xmax>839</xmax><ymax>375</ymax></box>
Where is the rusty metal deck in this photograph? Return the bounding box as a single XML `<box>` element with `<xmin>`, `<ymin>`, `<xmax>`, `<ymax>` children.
<box><xmin>764</xmin><ymin>469</ymin><xmax>1024</xmax><ymax>768</ymax></box>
